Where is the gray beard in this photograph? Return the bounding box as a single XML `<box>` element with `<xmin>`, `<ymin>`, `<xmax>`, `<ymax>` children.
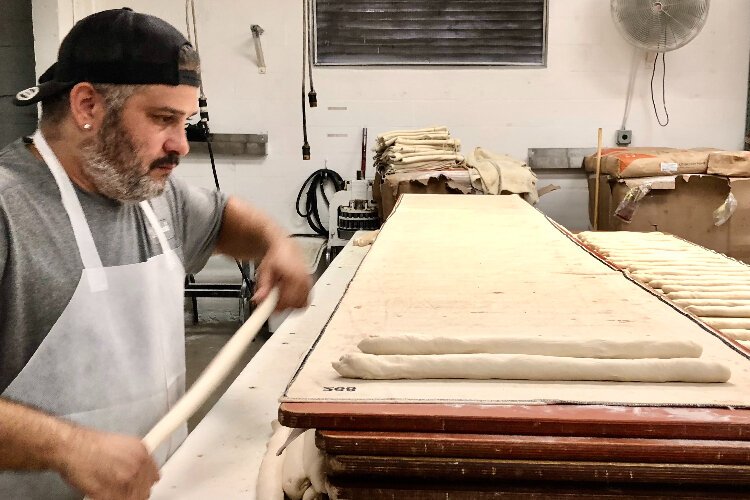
<box><xmin>80</xmin><ymin>118</ymin><xmax>167</xmax><ymax>203</ymax></box>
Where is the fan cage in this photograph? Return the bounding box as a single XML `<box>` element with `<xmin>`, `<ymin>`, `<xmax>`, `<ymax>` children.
<box><xmin>611</xmin><ymin>0</ymin><xmax>710</xmax><ymax>52</ymax></box>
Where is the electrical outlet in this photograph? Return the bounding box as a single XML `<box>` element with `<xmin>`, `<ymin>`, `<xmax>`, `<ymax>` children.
<box><xmin>616</xmin><ymin>129</ymin><xmax>632</xmax><ymax>146</ymax></box>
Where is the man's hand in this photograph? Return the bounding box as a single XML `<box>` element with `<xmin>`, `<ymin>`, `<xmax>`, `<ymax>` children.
<box><xmin>214</xmin><ymin>196</ymin><xmax>312</xmax><ymax>310</ymax></box>
<box><xmin>55</xmin><ymin>427</ymin><xmax>159</xmax><ymax>500</ymax></box>
<box><xmin>252</xmin><ymin>237</ymin><xmax>312</xmax><ymax>311</ymax></box>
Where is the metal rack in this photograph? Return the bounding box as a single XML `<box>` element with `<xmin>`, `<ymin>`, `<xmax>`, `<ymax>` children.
<box><xmin>184</xmin><ymin>261</ymin><xmax>253</xmax><ymax>324</ymax></box>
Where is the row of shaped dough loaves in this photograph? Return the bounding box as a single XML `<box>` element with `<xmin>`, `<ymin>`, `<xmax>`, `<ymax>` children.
<box><xmin>578</xmin><ymin>231</ymin><xmax>750</xmax><ymax>344</ymax></box>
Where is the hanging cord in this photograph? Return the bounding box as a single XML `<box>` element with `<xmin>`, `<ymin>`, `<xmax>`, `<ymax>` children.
<box><xmin>295</xmin><ymin>167</ymin><xmax>345</xmax><ymax>236</ymax></box>
<box><xmin>186</xmin><ymin>0</ymin><xmax>206</xmax><ymax>98</ymax></box>
<box><xmin>187</xmin><ymin>0</ymin><xmax>210</xmax><ymax>136</ymax></box>
<box><xmin>185</xmin><ymin>0</ymin><xmax>253</xmax><ymax>291</ymax></box>
<box><xmin>620</xmin><ymin>47</ymin><xmax>641</xmax><ymax>131</ymax></box>
<box><xmin>650</xmin><ymin>51</ymin><xmax>670</xmax><ymax>127</ymax></box>
<box><xmin>307</xmin><ymin>0</ymin><xmax>317</xmax><ymax>107</ymax></box>
<box><xmin>185</xmin><ymin>1</ymin><xmax>193</xmax><ymax>45</ymax></box>
<box><xmin>301</xmin><ymin>0</ymin><xmax>311</xmax><ymax>159</ymax></box>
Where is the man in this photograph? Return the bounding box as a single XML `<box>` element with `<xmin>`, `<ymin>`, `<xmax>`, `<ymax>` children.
<box><xmin>0</xmin><ymin>8</ymin><xmax>311</xmax><ymax>499</ymax></box>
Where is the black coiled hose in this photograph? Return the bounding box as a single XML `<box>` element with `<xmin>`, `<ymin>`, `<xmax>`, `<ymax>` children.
<box><xmin>295</xmin><ymin>168</ymin><xmax>345</xmax><ymax>236</ymax></box>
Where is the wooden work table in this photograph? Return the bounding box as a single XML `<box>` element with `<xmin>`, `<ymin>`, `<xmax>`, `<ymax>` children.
<box><xmin>152</xmin><ymin>193</ymin><xmax>750</xmax><ymax>497</ymax></box>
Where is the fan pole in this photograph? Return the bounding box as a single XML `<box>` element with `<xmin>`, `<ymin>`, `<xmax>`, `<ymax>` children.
<box><xmin>593</xmin><ymin>127</ymin><xmax>603</xmax><ymax>231</ymax></box>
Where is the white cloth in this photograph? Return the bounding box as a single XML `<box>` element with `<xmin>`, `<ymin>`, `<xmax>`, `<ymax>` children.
<box><xmin>388</xmin><ymin>152</ymin><xmax>464</xmax><ymax>164</ymax></box>
<box><xmin>466</xmin><ymin>147</ymin><xmax>539</xmax><ymax>204</ymax></box>
<box><xmin>392</xmin><ymin>137</ymin><xmax>460</xmax><ymax>149</ymax></box>
<box><xmin>377</xmin><ymin>127</ymin><xmax>449</xmax><ymax>145</ymax></box>
<box><xmin>377</xmin><ymin>126</ymin><xmax>448</xmax><ymax>143</ymax></box>
<box><xmin>385</xmin><ymin>161</ymin><xmax>461</xmax><ymax>173</ymax></box>
<box><xmin>0</xmin><ymin>130</ymin><xmax>186</xmax><ymax>499</ymax></box>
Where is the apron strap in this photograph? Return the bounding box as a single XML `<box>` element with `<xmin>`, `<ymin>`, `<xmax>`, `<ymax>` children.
<box><xmin>139</xmin><ymin>201</ymin><xmax>179</xmax><ymax>270</ymax></box>
<box><xmin>32</xmin><ymin>130</ymin><xmax>108</xmax><ymax>292</ymax></box>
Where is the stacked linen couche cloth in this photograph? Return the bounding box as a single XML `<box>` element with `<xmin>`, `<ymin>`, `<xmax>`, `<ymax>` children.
<box><xmin>372</xmin><ymin>126</ymin><xmax>470</xmax><ymax>221</ymax></box>
<box><xmin>374</xmin><ymin>126</ymin><xmax>465</xmax><ymax>175</ymax></box>
<box><xmin>372</xmin><ymin>126</ymin><xmax>541</xmax><ymax>221</ymax></box>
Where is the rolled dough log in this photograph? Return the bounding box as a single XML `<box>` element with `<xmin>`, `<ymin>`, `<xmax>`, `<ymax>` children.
<box><xmin>627</xmin><ymin>264</ymin><xmax>746</xmax><ymax>273</ymax></box>
<box><xmin>357</xmin><ymin>334</ymin><xmax>702</xmax><ymax>359</ymax></box>
<box><xmin>586</xmin><ymin>243</ymin><xmax>673</xmax><ymax>249</ymax></box>
<box><xmin>596</xmin><ymin>247</ymin><xmax>712</xmax><ymax>253</ymax></box>
<box><xmin>634</xmin><ymin>274</ymin><xmax>750</xmax><ymax>284</ymax></box>
<box><xmin>302</xmin><ymin>429</ymin><xmax>326</xmax><ymax>494</ymax></box>
<box><xmin>352</xmin><ymin>230</ymin><xmax>380</xmax><ymax>247</ymax></box>
<box><xmin>668</xmin><ymin>291</ymin><xmax>750</xmax><ymax>300</ymax></box>
<box><xmin>672</xmin><ymin>299</ymin><xmax>750</xmax><ymax>308</ymax></box>
<box><xmin>282</xmin><ymin>431</ymin><xmax>311</xmax><ymax>500</ymax></box>
<box><xmin>256</xmin><ymin>421</ymin><xmax>292</xmax><ymax>500</ymax></box>
<box><xmin>630</xmin><ymin>268</ymin><xmax>749</xmax><ymax>275</ymax></box>
<box><xmin>616</xmin><ymin>258</ymin><xmax>729</xmax><ymax>265</ymax></box>
<box><xmin>607</xmin><ymin>250</ymin><xmax>722</xmax><ymax>256</ymax></box>
<box><xmin>599</xmin><ymin>248</ymin><xmax>690</xmax><ymax>256</ymax></box>
<box><xmin>596</xmin><ymin>241</ymin><xmax>684</xmax><ymax>246</ymax></box>
<box><xmin>662</xmin><ymin>285</ymin><xmax>750</xmax><ymax>294</ymax></box>
<box><xmin>701</xmin><ymin>317</ymin><xmax>750</xmax><ymax>330</ymax></box>
<box><xmin>604</xmin><ymin>251</ymin><xmax>714</xmax><ymax>257</ymax></box>
<box><xmin>620</xmin><ymin>262</ymin><xmax>729</xmax><ymax>269</ymax></box>
<box><xmin>651</xmin><ymin>276</ymin><xmax>750</xmax><ymax>283</ymax></box>
<box><xmin>685</xmin><ymin>305</ymin><xmax>750</xmax><ymax>318</ymax></box>
<box><xmin>302</xmin><ymin>486</ymin><xmax>321</xmax><ymax>500</ymax></box>
<box><xmin>577</xmin><ymin>231</ymin><xmax>666</xmax><ymax>239</ymax></box>
<box><xmin>650</xmin><ymin>279</ymin><xmax>750</xmax><ymax>289</ymax></box>
<box><xmin>332</xmin><ymin>353</ymin><xmax>731</xmax><ymax>383</ymax></box>
<box><xmin>719</xmin><ymin>329</ymin><xmax>750</xmax><ymax>341</ymax></box>
<box><xmin>603</xmin><ymin>252</ymin><xmax>698</xmax><ymax>259</ymax></box>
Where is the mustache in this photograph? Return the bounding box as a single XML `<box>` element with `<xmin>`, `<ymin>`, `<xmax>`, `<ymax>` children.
<box><xmin>150</xmin><ymin>154</ymin><xmax>180</xmax><ymax>170</ymax></box>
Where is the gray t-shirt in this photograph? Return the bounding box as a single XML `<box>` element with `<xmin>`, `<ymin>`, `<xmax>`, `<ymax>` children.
<box><xmin>0</xmin><ymin>138</ymin><xmax>228</xmax><ymax>392</ymax></box>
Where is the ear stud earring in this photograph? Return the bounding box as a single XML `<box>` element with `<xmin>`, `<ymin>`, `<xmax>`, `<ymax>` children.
<box><xmin>83</xmin><ymin>123</ymin><xmax>92</xmax><ymax>130</ymax></box>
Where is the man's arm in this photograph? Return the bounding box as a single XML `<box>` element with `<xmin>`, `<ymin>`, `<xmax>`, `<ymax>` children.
<box><xmin>214</xmin><ymin>196</ymin><xmax>312</xmax><ymax>311</ymax></box>
<box><xmin>0</xmin><ymin>397</ymin><xmax>72</xmax><ymax>471</ymax></box>
<box><xmin>0</xmin><ymin>397</ymin><xmax>159</xmax><ymax>499</ymax></box>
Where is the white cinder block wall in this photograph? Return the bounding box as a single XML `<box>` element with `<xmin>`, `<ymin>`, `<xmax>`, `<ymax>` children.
<box><xmin>31</xmin><ymin>0</ymin><xmax>750</xmax><ymax>317</ymax></box>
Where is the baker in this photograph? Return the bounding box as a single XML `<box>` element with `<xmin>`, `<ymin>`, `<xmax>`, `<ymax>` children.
<box><xmin>0</xmin><ymin>8</ymin><xmax>311</xmax><ymax>499</ymax></box>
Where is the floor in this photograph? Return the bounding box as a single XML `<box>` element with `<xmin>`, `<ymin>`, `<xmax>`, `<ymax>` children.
<box><xmin>183</xmin><ymin>238</ymin><xmax>329</xmax><ymax>431</ymax></box>
<box><xmin>184</xmin><ymin>321</ymin><xmax>271</xmax><ymax>431</ymax></box>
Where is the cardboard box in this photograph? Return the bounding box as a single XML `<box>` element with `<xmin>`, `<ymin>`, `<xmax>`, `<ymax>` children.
<box><xmin>583</xmin><ymin>147</ymin><xmax>713</xmax><ymax>178</ymax></box>
<box><xmin>588</xmin><ymin>173</ymin><xmax>750</xmax><ymax>262</ymax></box>
<box><xmin>374</xmin><ymin>169</ymin><xmax>474</xmax><ymax>221</ymax></box>
<box><xmin>707</xmin><ymin>151</ymin><xmax>750</xmax><ymax>176</ymax></box>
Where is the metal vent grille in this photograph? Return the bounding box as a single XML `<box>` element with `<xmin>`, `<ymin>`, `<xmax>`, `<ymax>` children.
<box><xmin>314</xmin><ymin>0</ymin><xmax>547</xmax><ymax>66</ymax></box>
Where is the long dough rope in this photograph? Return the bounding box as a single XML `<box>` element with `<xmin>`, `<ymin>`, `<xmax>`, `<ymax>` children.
<box><xmin>685</xmin><ymin>305</ymin><xmax>750</xmax><ymax>318</ymax></box>
<box><xmin>333</xmin><ymin>353</ymin><xmax>731</xmax><ymax>383</ymax></box>
<box><xmin>673</xmin><ymin>299</ymin><xmax>750</xmax><ymax>308</ymax></box>
<box><xmin>358</xmin><ymin>334</ymin><xmax>703</xmax><ymax>359</ymax></box>
<box><xmin>669</xmin><ymin>291</ymin><xmax>750</xmax><ymax>300</ymax></box>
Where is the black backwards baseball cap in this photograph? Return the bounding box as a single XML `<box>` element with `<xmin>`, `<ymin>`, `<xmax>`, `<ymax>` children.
<box><xmin>13</xmin><ymin>7</ymin><xmax>200</xmax><ymax>106</ymax></box>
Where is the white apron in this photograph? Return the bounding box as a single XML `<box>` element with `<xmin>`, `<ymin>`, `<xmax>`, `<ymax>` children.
<box><xmin>0</xmin><ymin>131</ymin><xmax>187</xmax><ymax>499</ymax></box>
